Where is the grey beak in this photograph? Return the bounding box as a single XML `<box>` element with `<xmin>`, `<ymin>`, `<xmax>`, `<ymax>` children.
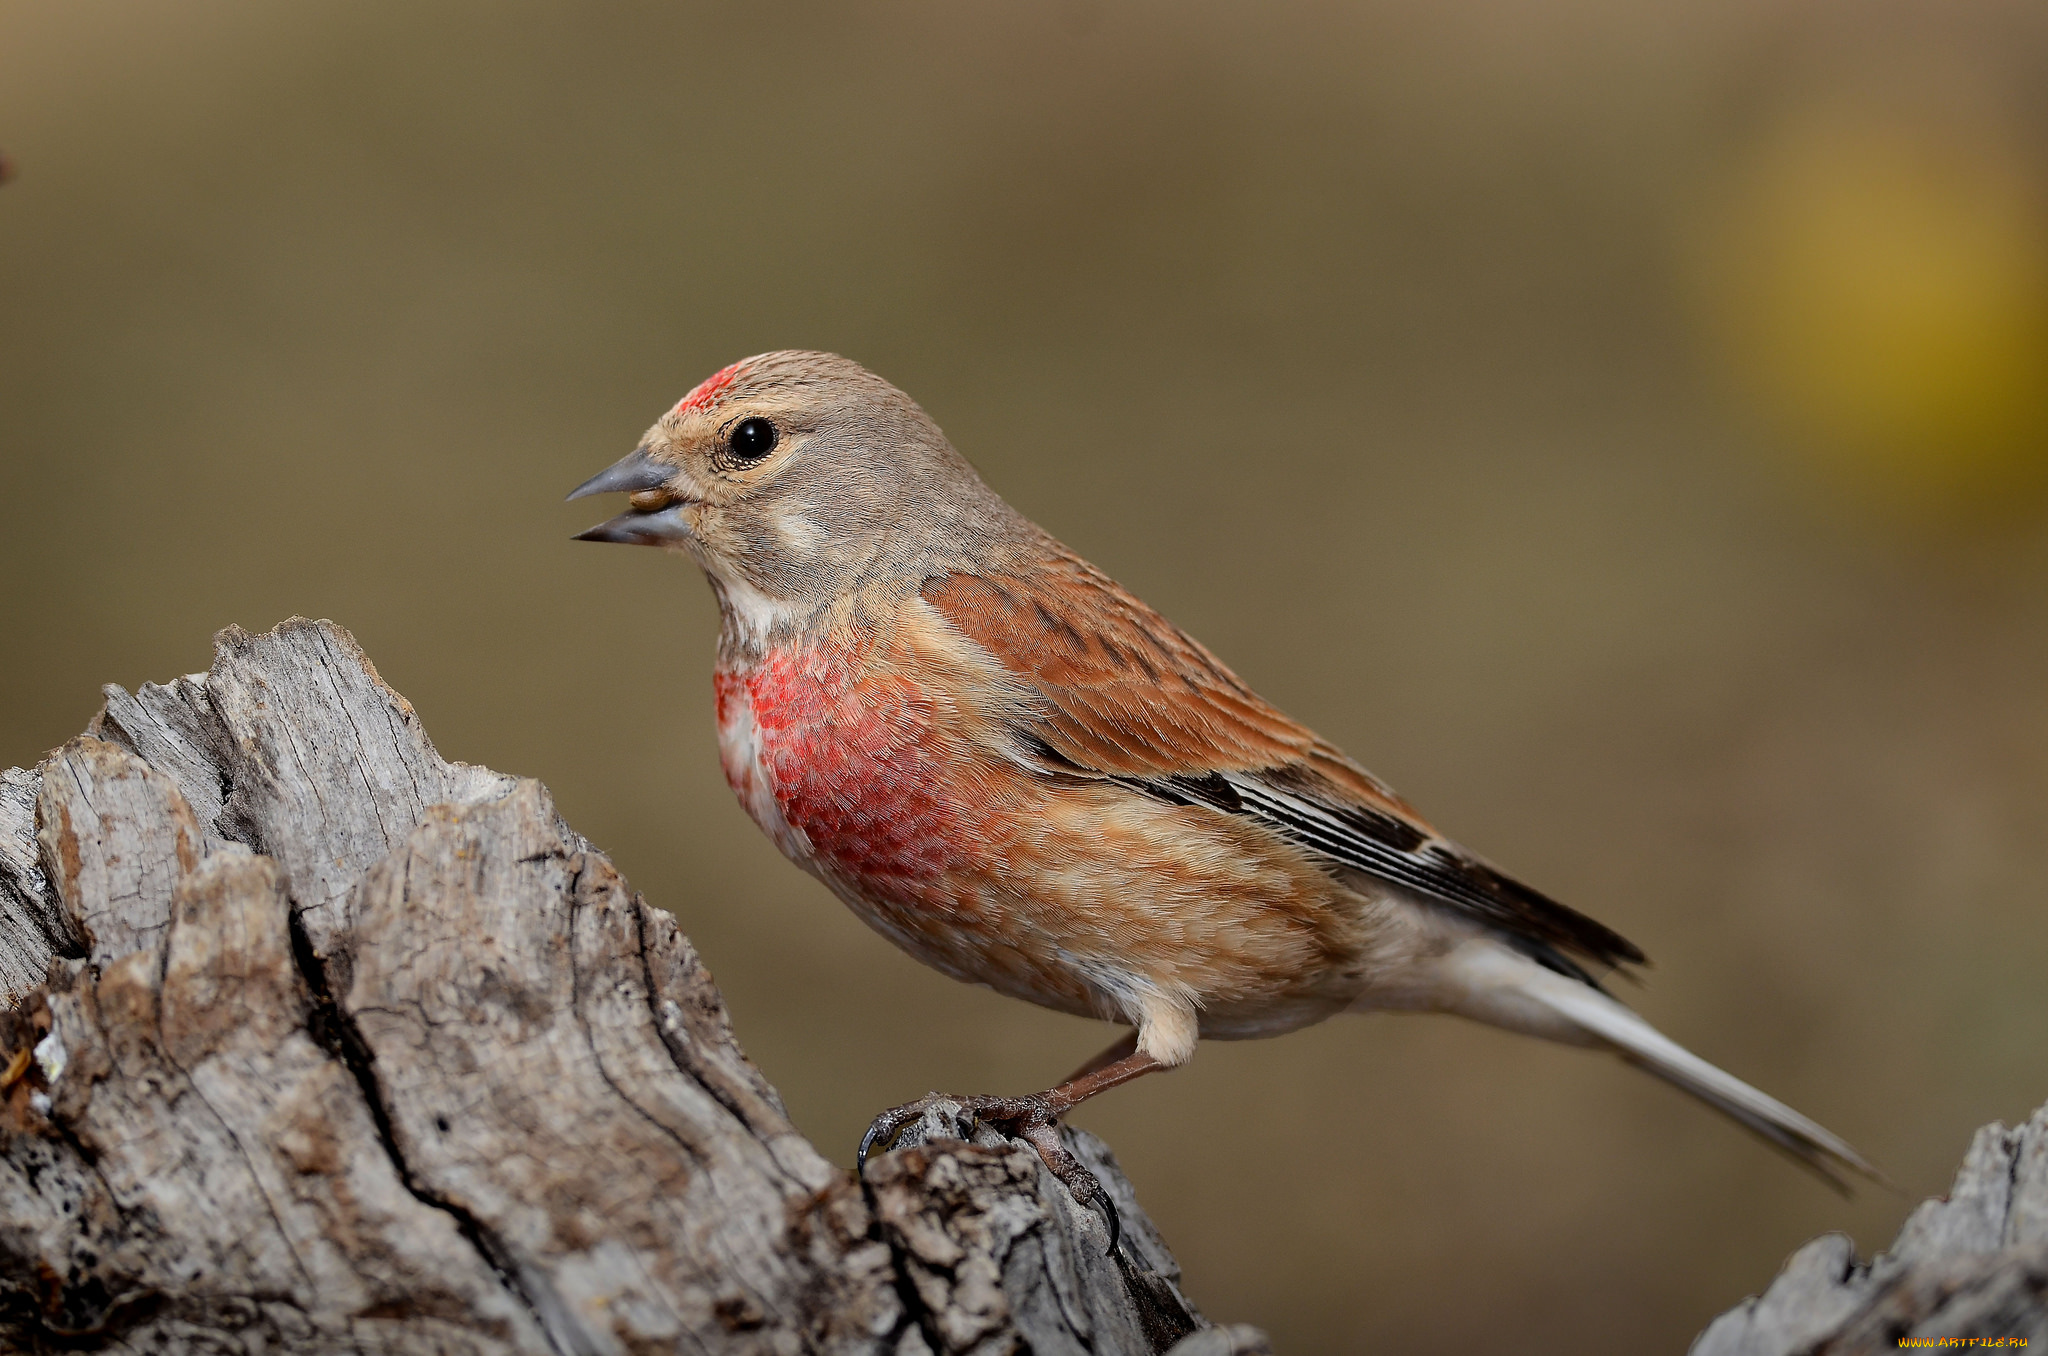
<box><xmin>565</xmin><ymin>447</ymin><xmax>675</xmax><ymax>502</ymax></box>
<box><xmin>568</xmin><ymin>447</ymin><xmax>696</xmax><ymax>545</ymax></box>
<box><xmin>572</xmin><ymin>505</ymin><xmax>695</xmax><ymax>546</ymax></box>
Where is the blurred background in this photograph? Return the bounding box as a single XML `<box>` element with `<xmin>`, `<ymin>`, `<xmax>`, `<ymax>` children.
<box><xmin>5</xmin><ymin>1</ymin><xmax>2047</xmax><ymax>1349</ymax></box>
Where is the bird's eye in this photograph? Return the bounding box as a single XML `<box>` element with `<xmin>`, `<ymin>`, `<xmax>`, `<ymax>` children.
<box><xmin>728</xmin><ymin>417</ymin><xmax>777</xmax><ymax>462</ymax></box>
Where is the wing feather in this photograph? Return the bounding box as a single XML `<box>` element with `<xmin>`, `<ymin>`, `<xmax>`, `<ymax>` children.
<box><xmin>922</xmin><ymin>553</ymin><xmax>1646</xmax><ymax>973</ymax></box>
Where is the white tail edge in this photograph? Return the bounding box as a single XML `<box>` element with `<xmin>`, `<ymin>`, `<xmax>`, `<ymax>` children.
<box><xmin>1436</xmin><ymin>942</ymin><xmax>1880</xmax><ymax>1189</ymax></box>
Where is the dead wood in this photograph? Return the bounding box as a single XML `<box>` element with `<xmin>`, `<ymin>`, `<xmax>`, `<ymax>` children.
<box><xmin>7</xmin><ymin>616</ymin><xmax>2038</xmax><ymax>1355</ymax></box>
<box><xmin>1694</xmin><ymin>1099</ymin><xmax>2048</xmax><ymax>1354</ymax></box>
<box><xmin>0</xmin><ymin>617</ymin><xmax>1267</xmax><ymax>1356</ymax></box>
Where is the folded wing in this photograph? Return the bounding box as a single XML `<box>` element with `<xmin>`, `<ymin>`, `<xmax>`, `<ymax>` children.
<box><xmin>922</xmin><ymin>550</ymin><xmax>1646</xmax><ymax>978</ymax></box>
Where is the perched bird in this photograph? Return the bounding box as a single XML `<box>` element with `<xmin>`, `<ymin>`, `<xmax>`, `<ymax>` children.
<box><xmin>569</xmin><ymin>350</ymin><xmax>1873</xmax><ymax>1241</ymax></box>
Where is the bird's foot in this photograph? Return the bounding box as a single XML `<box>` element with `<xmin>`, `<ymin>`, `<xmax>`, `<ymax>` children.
<box><xmin>857</xmin><ymin>1091</ymin><xmax>1120</xmax><ymax>1254</ymax></box>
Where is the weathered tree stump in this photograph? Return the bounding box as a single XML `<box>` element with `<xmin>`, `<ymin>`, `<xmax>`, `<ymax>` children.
<box><xmin>0</xmin><ymin>618</ymin><xmax>1268</xmax><ymax>1355</ymax></box>
<box><xmin>3</xmin><ymin>618</ymin><xmax>2043</xmax><ymax>1354</ymax></box>
<box><xmin>1695</xmin><ymin>1100</ymin><xmax>2048</xmax><ymax>1354</ymax></box>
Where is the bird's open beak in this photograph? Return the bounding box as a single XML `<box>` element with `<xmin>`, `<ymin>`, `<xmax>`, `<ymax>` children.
<box><xmin>566</xmin><ymin>447</ymin><xmax>673</xmax><ymax>502</ymax></box>
<box><xmin>567</xmin><ymin>448</ymin><xmax>695</xmax><ymax>545</ymax></box>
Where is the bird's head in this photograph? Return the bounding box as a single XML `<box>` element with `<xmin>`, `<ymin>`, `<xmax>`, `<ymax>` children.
<box><xmin>568</xmin><ymin>351</ymin><xmax>1024</xmax><ymax>631</ymax></box>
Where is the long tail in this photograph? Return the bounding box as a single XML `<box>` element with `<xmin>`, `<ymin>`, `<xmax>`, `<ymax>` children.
<box><xmin>1433</xmin><ymin>941</ymin><xmax>1879</xmax><ymax>1189</ymax></box>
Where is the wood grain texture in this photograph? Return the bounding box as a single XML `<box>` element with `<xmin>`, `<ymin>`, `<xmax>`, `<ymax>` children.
<box><xmin>1694</xmin><ymin>1100</ymin><xmax>2048</xmax><ymax>1354</ymax></box>
<box><xmin>0</xmin><ymin>618</ymin><xmax>1248</xmax><ymax>1355</ymax></box>
<box><xmin>37</xmin><ymin>738</ymin><xmax>201</xmax><ymax>966</ymax></box>
<box><xmin>0</xmin><ymin>763</ymin><xmax>70</xmax><ymax>1003</ymax></box>
<box><xmin>866</xmin><ymin>1103</ymin><xmax>1208</xmax><ymax>1356</ymax></box>
<box><xmin>6</xmin><ymin>616</ymin><xmax>2038</xmax><ymax>1353</ymax></box>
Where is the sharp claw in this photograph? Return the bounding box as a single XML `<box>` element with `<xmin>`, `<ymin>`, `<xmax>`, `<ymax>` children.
<box><xmin>858</xmin><ymin>1096</ymin><xmax>951</xmax><ymax>1171</ymax></box>
<box><xmin>856</xmin><ymin>1120</ymin><xmax>888</xmax><ymax>1172</ymax></box>
<box><xmin>858</xmin><ymin>1109</ymin><xmax>911</xmax><ymax>1172</ymax></box>
<box><xmin>1096</xmin><ymin>1185</ymin><xmax>1121</xmax><ymax>1256</ymax></box>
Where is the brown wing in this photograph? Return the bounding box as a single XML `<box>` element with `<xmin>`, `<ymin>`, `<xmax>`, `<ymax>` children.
<box><xmin>922</xmin><ymin>551</ymin><xmax>1646</xmax><ymax>974</ymax></box>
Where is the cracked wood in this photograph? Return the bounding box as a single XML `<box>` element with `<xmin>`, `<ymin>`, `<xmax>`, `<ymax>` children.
<box><xmin>0</xmin><ymin>617</ymin><xmax>1244</xmax><ymax>1355</ymax></box>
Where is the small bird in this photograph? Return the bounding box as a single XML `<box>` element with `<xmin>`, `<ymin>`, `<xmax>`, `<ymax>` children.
<box><xmin>570</xmin><ymin>351</ymin><xmax>1873</xmax><ymax>1240</ymax></box>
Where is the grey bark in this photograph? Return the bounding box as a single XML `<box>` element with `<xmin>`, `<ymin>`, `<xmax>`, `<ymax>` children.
<box><xmin>1694</xmin><ymin>1100</ymin><xmax>2048</xmax><ymax>1354</ymax></box>
<box><xmin>0</xmin><ymin>618</ymin><xmax>1263</xmax><ymax>1356</ymax></box>
<box><xmin>6</xmin><ymin>617</ymin><xmax>2040</xmax><ymax>1355</ymax></box>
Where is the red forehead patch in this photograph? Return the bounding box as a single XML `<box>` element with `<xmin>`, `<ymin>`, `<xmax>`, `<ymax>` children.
<box><xmin>673</xmin><ymin>361</ymin><xmax>743</xmax><ymax>416</ymax></box>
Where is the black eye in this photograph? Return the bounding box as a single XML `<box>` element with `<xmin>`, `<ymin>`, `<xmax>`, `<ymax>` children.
<box><xmin>728</xmin><ymin>417</ymin><xmax>777</xmax><ymax>462</ymax></box>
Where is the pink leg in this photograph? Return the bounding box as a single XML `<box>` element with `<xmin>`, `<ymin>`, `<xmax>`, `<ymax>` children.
<box><xmin>1061</xmin><ymin>1029</ymin><xmax>1139</xmax><ymax>1083</ymax></box>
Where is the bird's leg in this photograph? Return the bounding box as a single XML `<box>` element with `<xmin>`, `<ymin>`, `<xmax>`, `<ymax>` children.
<box><xmin>857</xmin><ymin>1048</ymin><xmax>1164</xmax><ymax>1254</ymax></box>
<box><xmin>1061</xmin><ymin>1029</ymin><xmax>1138</xmax><ymax>1082</ymax></box>
<box><xmin>1039</xmin><ymin>1047</ymin><xmax>1163</xmax><ymax>1114</ymax></box>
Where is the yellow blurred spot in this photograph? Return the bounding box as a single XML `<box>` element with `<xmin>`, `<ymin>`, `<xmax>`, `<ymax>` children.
<box><xmin>1696</xmin><ymin>98</ymin><xmax>2048</xmax><ymax>518</ymax></box>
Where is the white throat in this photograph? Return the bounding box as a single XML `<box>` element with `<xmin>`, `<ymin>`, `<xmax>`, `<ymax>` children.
<box><xmin>710</xmin><ymin>571</ymin><xmax>804</xmax><ymax>652</ymax></box>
